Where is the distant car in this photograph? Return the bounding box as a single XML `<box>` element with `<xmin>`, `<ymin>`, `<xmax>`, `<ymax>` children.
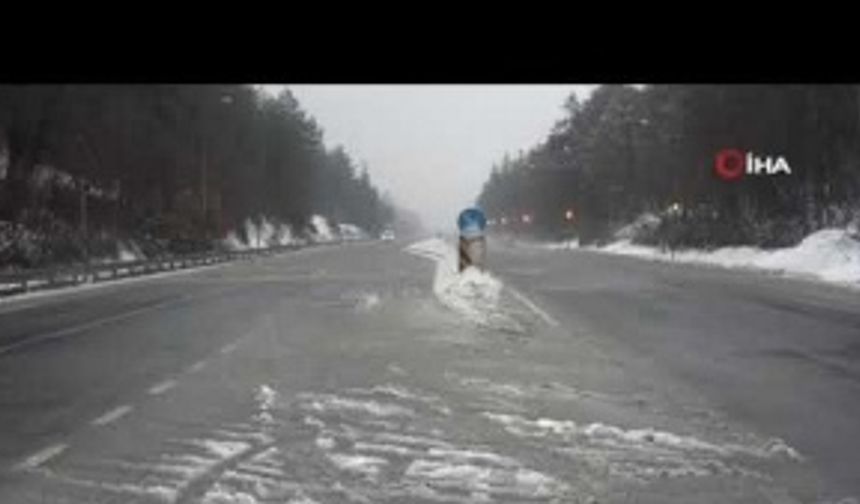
<box><xmin>380</xmin><ymin>230</ymin><xmax>395</xmax><ymax>241</ymax></box>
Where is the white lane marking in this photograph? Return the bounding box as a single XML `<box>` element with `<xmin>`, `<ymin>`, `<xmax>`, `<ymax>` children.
<box><xmin>0</xmin><ymin>295</ymin><xmax>191</xmax><ymax>356</ymax></box>
<box><xmin>507</xmin><ymin>287</ymin><xmax>560</xmax><ymax>327</ymax></box>
<box><xmin>188</xmin><ymin>360</ymin><xmax>207</xmax><ymax>373</ymax></box>
<box><xmin>91</xmin><ymin>405</ymin><xmax>133</xmax><ymax>426</ymax></box>
<box><xmin>15</xmin><ymin>443</ymin><xmax>68</xmax><ymax>470</ymax></box>
<box><xmin>147</xmin><ymin>379</ymin><xmax>177</xmax><ymax>396</ymax></box>
<box><xmin>220</xmin><ymin>342</ymin><xmax>238</xmax><ymax>355</ymax></box>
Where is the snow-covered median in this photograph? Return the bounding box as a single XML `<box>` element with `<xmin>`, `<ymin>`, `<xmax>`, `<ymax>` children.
<box><xmin>569</xmin><ymin>228</ymin><xmax>860</xmax><ymax>287</ymax></box>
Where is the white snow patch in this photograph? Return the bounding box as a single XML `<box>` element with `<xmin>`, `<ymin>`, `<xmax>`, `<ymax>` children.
<box><xmin>541</xmin><ymin>239</ymin><xmax>580</xmax><ymax>251</ymax></box>
<box><xmin>613</xmin><ymin>212</ymin><xmax>661</xmax><ymax>241</ymax></box>
<box><xmin>255</xmin><ymin>385</ymin><xmax>277</xmax><ymax>425</ymax></box>
<box><xmin>368</xmin><ymin>384</ymin><xmax>423</xmax><ymax>400</ymax></box>
<box><xmin>359</xmin><ymin>384</ymin><xmax>449</xmax><ymax>414</ymax></box>
<box><xmin>405</xmin><ymin>238</ymin><xmax>517</xmax><ymax>330</ymax></box>
<box><xmin>192</xmin><ymin>439</ymin><xmax>251</xmax><ymax>460</ymax></box>
<box><xmin>405</xmin><ymin>459</ymin><xmax>491</xmax><ymax>485</ymax></box>
<box><xmin>582</xmin><ymin>422</ymin><xmax>723</xmax><ymax>453</ymax></box>
<box><xmin>117</xmin><ymin>241</ymin><xmax>145</xmax><ymax>262</ymax></box>
<box><xmin>287</xmin><ymin>494</ymin><xmax>322</xmax><ymax>504</ymax></box>
<box><xmin>160</xmin><ymin>453</ymin><xmax>216</xmax><ymax>477</ymax></box>
<box><xmin>338</xmin><ymin>223</ymin><xmax>368</xmax><ymax>241</ymax></box>
<box><xmin>211</xmin><ymin>429</ymin><xmax>272</xmax><ymax>444</ymax></box>
<box><xmin>256</xmin><ymin>385</ymin><xmax>277</xmax><ymax>411</ymax></box>
<box><xmin>272</xmin><ymin>222</ymin><xmax>295</xmax><ymax>246</ymax></box>
<box><xmin>484</xmin><ymin>412</ymin><xmax>579</xmax><ymax>438</ymax></box>
<box><xmin>426</xmin><ymin>447</ymin><xmax>519</xmax><ymax>467</ymax></box>
<box><xmin>300</xmin><ymin>393</ymin><xmax>414</xmax><ymax>417</ymax></box>
<box><xmin>223</xmin><ymin>217</ymin><xmax>297</xmax><ymax>250</ymax></box>
<box><xmin>355</xmin><ymin>291</ymin><xmax>381</xmax><ymax>311</ymax></box>
<box><xmin>483</xmin><ymin>412</ymin><xmax>802</xmax><ymax>462</ymax></box>
<box><xmin>404</xmin><ymin>459</ymin><xmax>563</xmax><ymax>498</ymax></box>
<box><xmin>15</xmin><ymin>443</ymin><xmax>68</xmax><ymax>470</ymax></box>
<box><xmin>246</xmin><ymin>218</ymin><xmax>274</xmax><ymax>249</ymax></box>
<box><xmin>327</xmin><ymin>452</ymin><xmax>388</xmax><ymax>476</ymax></box>
<box><xmin>201</xmin><ymin>484</ymin><xmax>259</xmax><ymax>504</ymax></box>
<box><xmin>405</xmin><ymin>237</ymin><xmax>450</xmax><ymax>262</ymax></box>
<box><xmin>303</xmin><ymin>415</ymin><xmax>326</xmax><ymax>430</ymax></box>
<box><xmin>309</xmin><ymin>215</ymin><xmax>336</xmax><ymax>243</ymax></box>
<box><xmin>316</xmin><ymin>436</ymin><xmax>336</xmax><ymax>450</ymax></box>
<box><xmin>590</xmin><ymin>228</ymin><xmax>860</xmax><ymax>286</ymax></box>
<box><xmin>223</xmin><ymin>231</ymin><xmax>248</xmax><ymax>251</ymax></box>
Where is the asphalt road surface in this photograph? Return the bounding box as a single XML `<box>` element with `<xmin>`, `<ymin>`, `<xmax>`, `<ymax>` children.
<box><xmin>0</xmin><ymin>238</ymin><xmax>858</xmax><ymax>503</ymax></box>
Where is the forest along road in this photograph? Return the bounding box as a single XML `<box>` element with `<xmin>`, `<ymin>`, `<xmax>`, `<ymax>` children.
<box><xmin>0</xmin><ymin>238</ymin><xmax>858</xmax><ymax>503</ymax></box>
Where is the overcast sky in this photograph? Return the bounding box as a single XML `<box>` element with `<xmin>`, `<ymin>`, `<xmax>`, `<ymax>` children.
<box><xmin>262</xmin><ymin>85</ymin><xmax>596</xmax><ymax>231</ymax></box>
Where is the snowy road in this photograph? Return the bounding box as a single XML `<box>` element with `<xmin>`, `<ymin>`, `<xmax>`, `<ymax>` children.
<box><xmin>0</xmin><ymin>239</ymin><xmax>858</xmax><ymax>503</ymax></box>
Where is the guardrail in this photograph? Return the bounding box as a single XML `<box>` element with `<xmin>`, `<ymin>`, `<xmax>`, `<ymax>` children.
<box><xmin>0</xmin><ymin>241</ymin><xmax>328</xmax><ymax>299</ymax></box>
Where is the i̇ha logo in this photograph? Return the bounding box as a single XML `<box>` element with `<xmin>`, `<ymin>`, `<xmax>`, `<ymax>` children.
<box><xmin>714</xmin><ymin>149</ymin><xmax>792</xmax><ymax>181</ymax></box>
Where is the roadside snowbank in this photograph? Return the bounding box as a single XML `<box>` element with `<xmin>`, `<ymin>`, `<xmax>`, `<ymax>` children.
<box><xmin>116</xmin><ymin>241</ymin><xmax>145</xmax><ymax>262</ymax></box>
<box><xmin>222</xmin><ymin>217</ymin><xmax>297</xmax><ymax>251</ymax></box>
<box><xmin>309</xmin><ymin>215</ymin><xmax>335</xmax><ymax>243</ymax></box>
<box><xmin>587</xmin><ymin>228</ymin><xmax>860</xmax><ymax>286</ymax></box>
<box><xmin>337</xmin><ymin>223</ymin><xmax>368</xmax><ymax>241</ymax></box>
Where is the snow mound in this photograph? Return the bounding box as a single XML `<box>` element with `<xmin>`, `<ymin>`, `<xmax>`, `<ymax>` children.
<box><xmin>222</xmin><ymin>230</ymin><xmax>248</xmax><ymax>251</ymax></box>
<box><xmin>116</xmin><ymin>241</ymin><xmax>144</xmax><ymax>262</ymax></box>
<box><xmin>405</xmin><ymin>238</ymin><xmax>516</xmax><ymax>330</ymax></box>
<box><xmin>338</xmin><ymin>223</ymin><xmax>367</xmax><ymax>241</ymax></box>
<box><xmin>754</xmin><ymin>229</ymin><xmax>860</xmax><ymax>283</ymax></box>
<box><xmin>272</xmin><ymin>223</ymin><xmax>295</xmax><ymax>246</ymax></box>
<box><xmin>613</xmin><ymin>212</ymin><xmax>661</xmax><ymax>241</ymax></box>
<box><xmin>222</xmin><ymin>217</ymin><xmax>297</xmax><ymax>250</ymax></box>
<box><xmin>309</xmin><ymin>215</ymin><xmax>335</xmax><ymax>242</ymax></box>
<box><xmin>248</xmin><ymin>218</ymin><xmax>273</xmax><ymax>248</ymax></box>
<box><xmin>537</xmin><ymin>227</ymin><xmax>860</xmax><ymax>287</ymax></box>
